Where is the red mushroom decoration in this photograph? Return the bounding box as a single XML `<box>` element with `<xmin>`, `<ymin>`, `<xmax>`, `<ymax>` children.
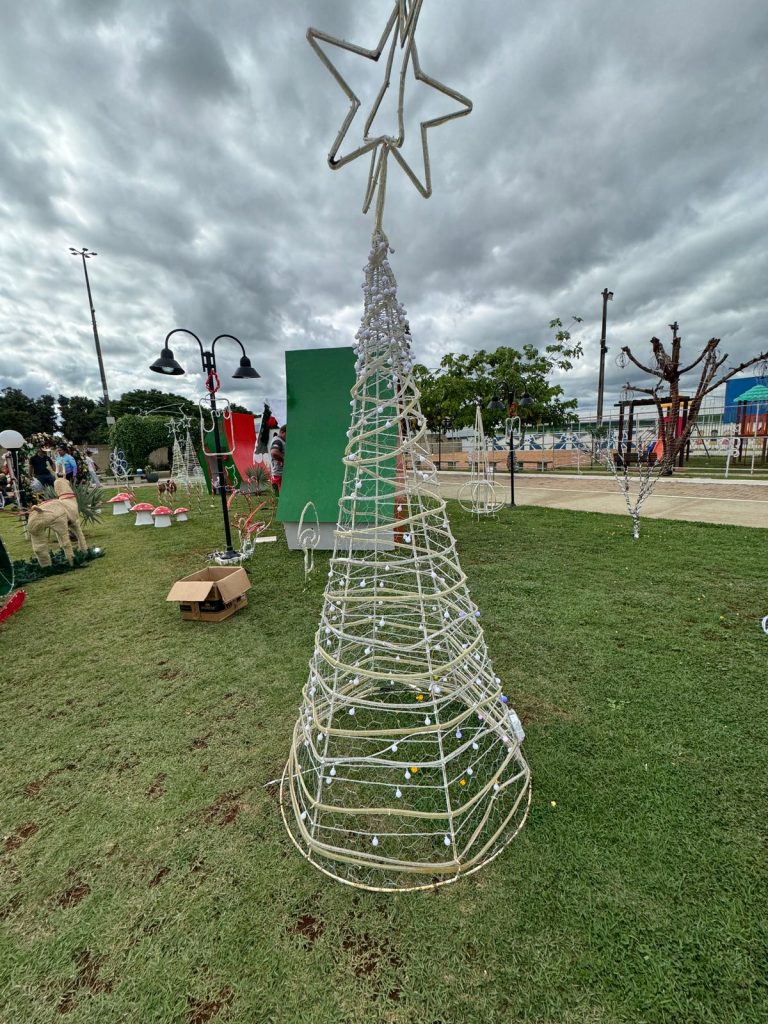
<box><xmin>173</xmin><ymin>507</ymin><xmax>189</xmax><ymax>522</ymax></box>
<box><xmin>152</xmin><ymin>505</ymin><xmax>173</xmax><ymax>528</ymax></box>
<box><xmin>108</xmin><ymin>492</ymin><xmax>134</xmax><ymax>515</ymax></box>
<box><xmin>132</xmin><ymin>502</ymin><xmax>155</xmax><ymax>526</ymax></box>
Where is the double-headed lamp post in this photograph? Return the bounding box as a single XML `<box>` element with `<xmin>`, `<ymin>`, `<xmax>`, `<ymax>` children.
<box><xmin>149</xmin><ymin>329</ymin><xmax>260</xmax><ymax>561</ymax></box>
<box><xmin>488</xmin><ymin>384</ymin><xmax>534</xmax><ymax>508</ymax></box>
<box><xmin>436</xmin><ymin>416</ymin><xmax>452</xmax><ymax>470</ymax></box>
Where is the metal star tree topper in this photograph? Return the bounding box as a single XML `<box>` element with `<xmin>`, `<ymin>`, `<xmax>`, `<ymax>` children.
<box><xmin>281</xmin><ymin>0</ymin><xmax>531</xmax><ymax>891</ymax></box>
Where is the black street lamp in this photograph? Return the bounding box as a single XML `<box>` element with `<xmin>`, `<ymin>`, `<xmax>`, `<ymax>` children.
<box><xmin>69</xmin><ymin>247</ymin><xmax>114</xmax><ymax>425</ymax></box>
<box><xmin>488</xmin><ymin>383</ymin><xmax>534</xmax><ymax>508</ymax></box>
<box><xmin>149</xmin><ymin>329</ymin><xmax>260</xmax><ymax>561</ymax></box>
<box><xmin>436</xmin><ymin>416</ymin><xmax>452</xmax><ymax>470</ymax></box>
<box><xmin>596</xmin><ymin>287</ymin><xmax>614</xmax><ymax>423</ymax></box>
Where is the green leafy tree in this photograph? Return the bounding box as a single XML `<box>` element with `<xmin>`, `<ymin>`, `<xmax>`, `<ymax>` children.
<box><xmin>59</xmin><ymin>395</ymin><xmax>108</xmax><ymax>443</ymax></box>
<box><xmin>34</xmin><ymin>394</ymin><xmax>58</xmax><ymax>434</ymax></box>
<box><xmin>110</xmin><ymin>389</ymin><xmax>198</xmax><ymax>420</ymax></box>
<box><xmin>0</xmin><ymin>388</ymin><xmax>57</xmax><ymax>437</ymax></box>
<box><xmin>110</xmin><ymin>388</ymin><xmax>254</xmax><ymax>420</ymax></box>
<box><xmin>109</xmin><ymin>415</ymin><xmax>171</xmax><ymax>472</ymax></box>
<box><xmin>412</xmin><ymin>317</ymin><xmax>582</xmax><ymax>434</ymax></box>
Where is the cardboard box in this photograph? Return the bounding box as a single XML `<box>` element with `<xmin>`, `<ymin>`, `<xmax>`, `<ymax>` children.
<box><xmin>166</xmin><ymin>566</ymin><xmax>251</xmax><ymax>622</ymax></box>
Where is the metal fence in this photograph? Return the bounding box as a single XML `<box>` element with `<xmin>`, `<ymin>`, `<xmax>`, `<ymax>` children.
<box><xmin>428</xmin><ymin>399</ymin><xmax>768</xmax><ymax>477</ymax></box>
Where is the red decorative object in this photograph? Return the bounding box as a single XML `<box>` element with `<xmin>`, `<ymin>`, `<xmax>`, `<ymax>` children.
<box><xmin>0</xmin><ymin>589</ymin><xmax>26</xmax><ymax>624</ymax></box>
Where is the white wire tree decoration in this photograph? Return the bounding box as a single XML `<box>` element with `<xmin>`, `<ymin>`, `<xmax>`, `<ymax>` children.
<box><xmin>458</xmin><ymin>403</ymin><xmax>504</xmax><ymax>517</ymax></box>
<box><xmin>281</xmin><ymin>0</ymin><xmax>530</xmax><ymax>891</ymax></box>
<box><xmin>168</xmin><ymin>415</ymin><xmax>205</xmax><ymax>487</ymax></box>
<box><xmin>592</xmin><ymin>422</ymin><xmax>664</xmax><ymax>540</ymax></box>
<box><xmin>169</xmin><ymin>419</ymin><xmax>185</xmax><ymax>484</ymax></box>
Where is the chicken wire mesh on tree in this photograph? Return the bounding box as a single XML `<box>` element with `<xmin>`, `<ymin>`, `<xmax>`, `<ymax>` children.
<box><xmin>280</xmin><ymin>234</ymin><xmax>531</xmax><ymax>891</ymax></box>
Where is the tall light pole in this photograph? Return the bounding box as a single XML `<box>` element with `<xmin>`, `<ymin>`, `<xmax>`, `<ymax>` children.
<box><xmin>149</xmin><ymin>329</ymin><xmax>260</xmax><ymax>561</ymax></box>
<box><xmin>596</xmin><ymin>287</ymin><xmax>614</xmax><ymax>423</ymax></box>
<box><xmin>69</xmin><ymin>247</ymin><xmax>114</xmax><ymax>425</ymax></box>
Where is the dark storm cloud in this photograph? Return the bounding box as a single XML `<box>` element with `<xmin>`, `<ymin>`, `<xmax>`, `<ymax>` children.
<box><xmin>1</xmin><ymin>0</ymin><xmax>767</xmax><ymax>422</ymax></box>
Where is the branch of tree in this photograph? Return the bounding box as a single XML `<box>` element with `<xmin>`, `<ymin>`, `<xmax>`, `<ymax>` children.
<box><xmin>622</xmin><ymin>342</ymin><xmax>663</xmax><ymax>379</ymax></box>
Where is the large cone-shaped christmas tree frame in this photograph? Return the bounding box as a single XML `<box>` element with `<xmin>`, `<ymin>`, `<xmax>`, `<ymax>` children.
<box><xmin>281</xmin><ymin>234</ymin><xmax>531</xmax><ymax>891</ymax></box>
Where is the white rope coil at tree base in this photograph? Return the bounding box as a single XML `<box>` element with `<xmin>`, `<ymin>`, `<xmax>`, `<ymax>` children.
<box><xmin>280</xmin><ymin>234</ymin><xmax>531</xmax><ymax>891</ymax></box>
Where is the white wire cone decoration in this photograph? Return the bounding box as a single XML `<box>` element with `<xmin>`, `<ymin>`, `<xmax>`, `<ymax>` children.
<box><xmin>280</xmin><ymin>234</ymin><xmax>531</xmax><ymax>890</ymax></box>
<box><xmin>458</xmin><ymin>404</ymin><xmax>505</xmax><ymax>518</ymax></box>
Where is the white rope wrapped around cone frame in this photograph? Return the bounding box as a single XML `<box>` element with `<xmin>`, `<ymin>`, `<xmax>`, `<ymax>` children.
<box><xmin>281</xmin><ymin>233</ymin><xmax>531</xmax><ymax>891</ymax></box>
<box><xmin>458</xmin><ymin>404</ymin><xmax>505</xmax><ymax>518</ymax></box>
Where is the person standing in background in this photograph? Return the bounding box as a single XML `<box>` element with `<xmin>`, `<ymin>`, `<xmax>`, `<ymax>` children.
<box><xmin>55</xmin><ymin>447</ymin><xmax>78</xmax><ymax>483</ymax></box>
<box><xmin>269</xmin><ymin>424</ymin><xmax>286</xmax><ymax>496</ymax></box>
<box><xmin>28</xmin><ymin>446</ymin><xmax>56</xmax><ymax>488</ymax></box>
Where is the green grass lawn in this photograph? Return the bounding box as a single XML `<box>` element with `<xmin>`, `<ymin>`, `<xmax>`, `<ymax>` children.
<box><xmin>1</xmin><ymin>494</ymin><xmax>766</xmax><ymax>1024</ymax></box>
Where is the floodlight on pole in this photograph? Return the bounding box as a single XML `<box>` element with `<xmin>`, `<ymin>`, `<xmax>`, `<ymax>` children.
<box><xmin>69</xmin><ymin>246</ymin><xmax>114</xmax><ymax>424</ymax></box>
<box><xmin>596</xmin><ymin>287</ymin><xmax>614</xmax><ymax>423</ymax></box>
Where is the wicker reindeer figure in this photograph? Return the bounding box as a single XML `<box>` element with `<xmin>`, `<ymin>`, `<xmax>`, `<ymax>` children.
<box><xmin>53</xmin><ymin>476</ymin><xmax>88</xmax><ymax>553</ymax></box>
<box><xmin>26</xmin><ymin>498</ymin><xmax>74</xmax><ymax>568</ymax></box>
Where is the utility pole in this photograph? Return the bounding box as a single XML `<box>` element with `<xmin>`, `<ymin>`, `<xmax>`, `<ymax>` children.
<box><xmin>69</xmin><ymin>247</ymin><xmax>114</xmax><ymax>425</ymax></box>
<box><xmin>596</xmin><ymin>287</ymin><xmax>614</xmax><ymax>422</ymax></box>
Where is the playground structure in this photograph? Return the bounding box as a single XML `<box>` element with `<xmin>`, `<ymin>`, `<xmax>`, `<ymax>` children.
<box><xmin>726</xmin><ymin>384</ymin><xmax>768</xmax><ymax>475</ymax></box>
<box><xmin>615</xmin><ymin>396</ymin><xmax>690</xmax><ymax>469</ymax></box>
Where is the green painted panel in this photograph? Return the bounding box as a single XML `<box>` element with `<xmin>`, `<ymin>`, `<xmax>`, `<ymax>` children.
<box><xmin>278</xmin><ymin>347</ymin><xmax>356</xmax><ymax>523</ymax></box>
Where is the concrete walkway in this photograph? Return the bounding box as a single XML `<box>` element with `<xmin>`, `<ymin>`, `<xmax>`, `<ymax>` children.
<box><xmin>437</xmin><ymin>472</ymin><xmax>768</xmax><ymax>529</ymax></box>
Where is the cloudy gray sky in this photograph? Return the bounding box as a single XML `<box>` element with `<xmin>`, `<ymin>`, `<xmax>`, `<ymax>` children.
<box><xmin>1</xmin><ymin>0</ymin><xmax>767</xmax><ymax>422</ymax></box>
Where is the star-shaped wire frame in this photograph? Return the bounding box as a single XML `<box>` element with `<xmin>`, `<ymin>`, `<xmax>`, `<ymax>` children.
<box><xmin>307</xmin><ymin>0</ymin><xmax>472</xmax><ymax>230</ymax></box>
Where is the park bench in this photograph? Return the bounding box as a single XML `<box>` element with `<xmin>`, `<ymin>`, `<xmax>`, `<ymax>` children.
<box><xmin>516</xmin><ymin>456</ymin><xmax>553</xmax><ymax>471</ymax></box>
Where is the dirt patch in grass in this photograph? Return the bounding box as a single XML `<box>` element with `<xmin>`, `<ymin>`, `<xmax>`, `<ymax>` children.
<box><xmin>341</xmin><ymin>928</ymin><xmax>403</xmax><ymax>980</ymax></box>
<box><xmin>0</xmin><ymin>893</ymin><xmax>22</xmax><ymax>920</ymax></box>
<box><xmin>187</xmin><ymin>987</ymin><xmax>233</xmax><ymax>1023</ymax></box>
<box><xmin>515</xmin><ymin>693</ymin><xmax>571</xmax><ymax>725</ymax></box>
<box><xmin>287</xmin><ymin>913</ymin><xmax>325</xmax><ymax>948</ymax></box>
<box><xmin>57</xmin><ymin>883</ymin><xmax>91</xmax><ymax>908</ymax></box>
<box><xmin>263</xmin><ymin>764</ymin><xmax>285</xmax><ymax>802</ymax></box>
<box><xmin>4</xmin><ymin>821</ymin><xmax>39</xmax><ymax>851</ymax></box>
<box><xmin>199</xmin><ymin>789</ymin><xmax>248</xmax><ymax>826</ymax></box>
<box><xmin>189</xmin><ymin>733</ymin><xmax>212</xmax><ymax>750</ymax></box>
<box><xmin>149</xmin><ymin>866</ymin><xmax>170</xmax><ymax>888</ymax></box>
<box><xmin>57</xmin><ymin>949</ymin><xmax>112</xmax><ymax>1014</ymax></box>
<box><xmin>147</xmin><ymin>773</ymin><xmax>167</xmax><ymax>799</ymax></box>
<box><xmin>24</xmin><ymin>763</ymin><xmax>77</xmax><ymax>798</ymax></box>
<box><xmin>160</xmin><ymin>667</ymin><xmax>180</xmax><ymax>680</ymax></box>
